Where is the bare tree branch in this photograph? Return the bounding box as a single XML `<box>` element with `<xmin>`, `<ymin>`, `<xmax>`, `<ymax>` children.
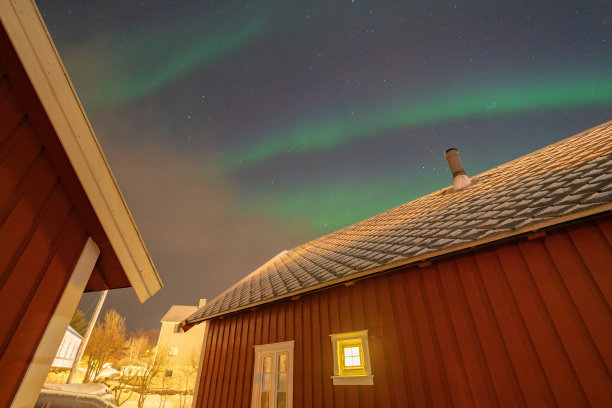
<box><xmin>82</xmin><ymin>309</ymin><xmax>127</xmax><ymax>383</ymax></box>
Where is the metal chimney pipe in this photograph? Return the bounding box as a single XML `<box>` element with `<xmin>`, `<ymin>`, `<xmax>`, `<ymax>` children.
<box><xmin>444</xmin><ymin>148</ymin><xmax>471</xmax><ymax>191</ymax></box>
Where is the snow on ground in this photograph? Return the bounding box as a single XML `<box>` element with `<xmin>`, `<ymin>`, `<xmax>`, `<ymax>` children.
<box><xmin>122</xmin><ymin>394</ymin><xmax>187</xmax><ymax>408</ymax></box>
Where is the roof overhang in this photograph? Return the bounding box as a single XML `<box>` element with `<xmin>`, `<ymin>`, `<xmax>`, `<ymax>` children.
<box><xmin>160</xmin><ymin>305</ymin><xmax>198</xmax><ymax>323</ymax></box>
<box><xmin>0</xmin><ymin>0</ymin><xmax>162</xmax><ymax>302</ymax></box>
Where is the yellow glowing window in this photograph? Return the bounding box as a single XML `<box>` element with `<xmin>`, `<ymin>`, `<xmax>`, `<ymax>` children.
<box><xmin>336</xmin><ymin>339</ymin><xmax>366</xmax><ymax>376</ymax></box>
<box><xmin>330</xmin><ymin>330</ymin><xmax>373</xmax><ymax>385</ymax></box>
<box><xmin>344</xmin><ymin>346</ymin><xmax>361</xmax><ymax>367</ymax></box>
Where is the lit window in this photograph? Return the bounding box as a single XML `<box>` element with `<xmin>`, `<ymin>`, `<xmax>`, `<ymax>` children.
<box><xmin>330</xmin><ymin>330</ymin><xmax>373</xmax><ymax>385</ymax></box>
<box><xmin>252</xmin><ymin>341</ymin><xmax>294</xmax><ymax>408</ymax></box>
<box><xmin>168</xmin><ymin>345</ymin><xmax>179</xmax><ymax>356</ymax></box>
<box><xmin>343</xmin><ymin>345</ymin><xmax>362</xmax><ymax>367</ymax></box>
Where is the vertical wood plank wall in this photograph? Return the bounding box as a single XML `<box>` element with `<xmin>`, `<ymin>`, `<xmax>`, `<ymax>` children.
<box><xmin>0</xmin><ymin>59</ymin><xmax>88</xmax><ymax>406</ymax></box>
<box><xmin>195</xmin><ymin>215</ymin><xmax>612</xmax><ymax>408</ymax></box>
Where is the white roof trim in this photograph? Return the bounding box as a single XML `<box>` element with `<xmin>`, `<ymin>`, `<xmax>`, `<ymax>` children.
<box><xmin>0</xmin><ymin>0</ymin><xmax>162</xmax><ymax>302</ymax></box>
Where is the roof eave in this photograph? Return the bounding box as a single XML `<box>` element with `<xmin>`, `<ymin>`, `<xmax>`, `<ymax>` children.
<box><xmin>186</xmin><ymin>203</ymin><xmax>612</xmax><ymax>324</ymax></box>
<box><xmin>0</xmin><ymin>0</ymin><xmax>163</xmax><ymax>302</ymax></box>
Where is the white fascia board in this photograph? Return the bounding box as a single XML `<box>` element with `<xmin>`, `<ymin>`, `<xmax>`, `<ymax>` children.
<box><xmin>0</xmin><ymin>0</ymin><xmax>163</xmax><ymax>302</ymax></box>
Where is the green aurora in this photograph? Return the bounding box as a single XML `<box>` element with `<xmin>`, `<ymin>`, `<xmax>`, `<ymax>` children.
<box><xmin>224</xmin><ymin>73</ymin><xmax>612</xmax><ymax>171</ymax></box>
<box><xmin>57</xmin><ymin>4</ymin><xmax>611</xmax><ymax>235</ymax></box>
<box><xmin>67</xmin><ymin>3</ymin><xmax>271</xmax><ymax>113</ymax></box>
<box><xmin>244</xmin><ymin>176</ymin><xmax>427</xmax><ymax>233</ymax></box>
<box><xmin>86</xmin><ymin>23</ymin><xmax>263</xmax><ymax>113</ymax></box>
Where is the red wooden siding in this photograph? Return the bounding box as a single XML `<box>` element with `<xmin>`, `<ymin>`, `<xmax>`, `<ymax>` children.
<box><xmin>0</xmin><ymin>24</ymin><xmax>129</xmax><ymax>294</ymax></box>
<box><xmin>195</xmin><ymin>215</ymin><xmax>612</xmax><ymax>408</ymax></box>
<box><xmin>0</xmin><ymin>65</ymin><xmax>90</xmax><ymax>405</ymax></box>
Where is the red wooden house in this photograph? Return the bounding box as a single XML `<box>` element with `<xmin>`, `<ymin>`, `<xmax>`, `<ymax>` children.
<box><xmin>0</xmin><ymin>1</ymin><xmax>162</xmax><ymax>406</ymax></box>
<box><xmin>184</xmin><ymin>121</ymin><xmax>612</xmax><ymax>408</ymax></box>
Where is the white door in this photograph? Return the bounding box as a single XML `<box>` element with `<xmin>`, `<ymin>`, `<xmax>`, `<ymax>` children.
<box><xmin>252</xmin><ymin>341</ymin><xmax>294</xmax><ymax>408</ymax></box>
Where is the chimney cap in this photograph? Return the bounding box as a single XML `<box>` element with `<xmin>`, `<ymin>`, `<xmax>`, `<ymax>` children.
<box><xmin>444</xmin><ymin>147</ymin><xmax>471</xmax><ymax>191</ymax></box>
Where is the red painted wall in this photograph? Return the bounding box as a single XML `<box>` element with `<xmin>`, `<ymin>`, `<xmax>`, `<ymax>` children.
<box><xmin>0</xmin><ymin>60</ymin><xmax>89</xmax><ymax>405</ymax></box>
<box><xmin>195</xmin><ymin>215</ymin><xmax>612</xmax><ymax>408</ymax></box>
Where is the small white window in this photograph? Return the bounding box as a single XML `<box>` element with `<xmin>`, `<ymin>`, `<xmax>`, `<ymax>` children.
<box><xmin>168</xmin><ymin>345</ymin><xmax>179</xmax><ymax>356</ymax></box>
<box><xmin>252</xmin><ymin>340</ymin><xmax>294</xmax><ymax>408</ymax></box>
<box><xmin>330</xmin><ymin>330</ymin><xmax>373</xmax><ymax>385</ymax></box>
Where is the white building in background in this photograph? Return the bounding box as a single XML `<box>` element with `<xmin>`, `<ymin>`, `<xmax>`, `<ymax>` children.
<box><xmin>157</xmin><ymin>299</ymin><xmax>207</xmax><ymax>381</ymax></box>
<box><xmin>51</xmin><ymin>326</ymin><xmax>84</xmax><ymax>368</ymax></box>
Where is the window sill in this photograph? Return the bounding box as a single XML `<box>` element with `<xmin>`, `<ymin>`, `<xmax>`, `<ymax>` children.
<box><xmin>331</xmin><ymin>375</ymin><xmax>374</xmax><ymax>385</ymax></box>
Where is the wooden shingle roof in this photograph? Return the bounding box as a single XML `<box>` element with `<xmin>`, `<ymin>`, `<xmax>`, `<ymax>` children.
<box><xmin>186</xmin><ymin>121</ymin><xmax>612</xmax><ymax>325</ymax></box>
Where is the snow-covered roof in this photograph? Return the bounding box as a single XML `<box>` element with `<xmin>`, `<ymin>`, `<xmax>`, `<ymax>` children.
<box><xmin>161</xmin><ymin>305</ymin><xmax>198</xmax><ymax>323</ymax></box>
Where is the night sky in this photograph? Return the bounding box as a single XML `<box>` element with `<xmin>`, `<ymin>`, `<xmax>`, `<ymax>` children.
<box><xmin>35</xmin><ymin>0</ymin><xmax>611</xmax><ymax>330</ymax></box>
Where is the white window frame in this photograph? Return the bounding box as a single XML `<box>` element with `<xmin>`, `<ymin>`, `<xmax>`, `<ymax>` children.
<box><xmin>251</xmin><ymin>340</ymin><xmax>294</xmax><ymax>408</ymax></box>
<box><xmin>168</xmin><ymin>345</ymin><xmax>179</xmax><ymax>356</ymax></box>
<box><xmin>330</xmin><ymin>330</ymin><xmax>373</xmax><ymax>385</ymax></box>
